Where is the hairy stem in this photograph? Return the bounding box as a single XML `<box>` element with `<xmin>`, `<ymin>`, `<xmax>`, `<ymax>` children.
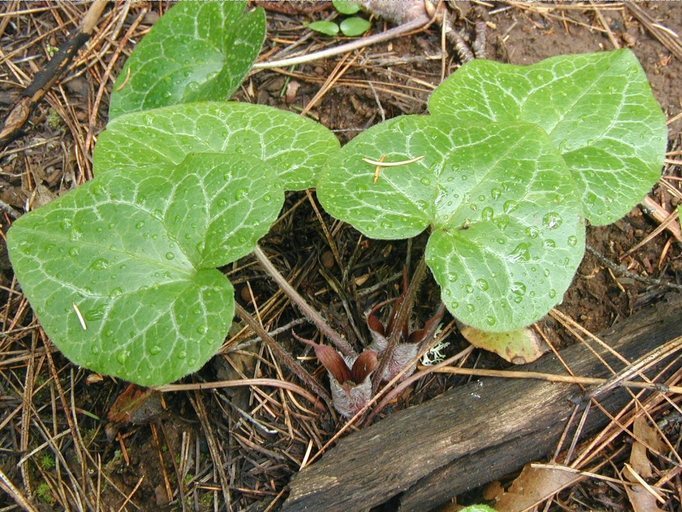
<box><xmin>253</xmin><ymin>245</ymin><xmax>356</xmax><ymax>356</ymax></box>
<box><xmin>372</xmin><ymin>254</ymin><xmax>428</xmax><ymax>393</ymax></box>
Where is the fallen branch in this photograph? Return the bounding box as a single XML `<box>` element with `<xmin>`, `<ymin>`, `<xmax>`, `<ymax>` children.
<box><xmin>0</xmin><ymin>0</ymin><xmax>107</xmax><ymax>147</ymax></box>
<box><xmin>282</xmin><ymin>295</ymin><xmax>682</xmax><ymax>511</ymax></box>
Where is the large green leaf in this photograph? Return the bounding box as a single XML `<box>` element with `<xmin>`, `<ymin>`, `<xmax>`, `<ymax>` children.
<box><xmin>109</xmin><ymin>0</ymin><xmax>265</xmax><ymax>119</ymax></box>
<box><xmin>95</xmin><ymin>102</ymin><xmax>340</xmax><ymax>191</ymax></box>
<box><xmin>7</xmin><ymin>153</ymin><xmax>284</xmax><ymax>386</ymax></box>
<box><xmin>317</xmin><ymin>116</ymin><xmax>585</xmax><ymax>331</ymax></box>
<box><xmin>429</xmin><ymin>49</ymin><xmax>667</xmax><ymax>225</ymax></box>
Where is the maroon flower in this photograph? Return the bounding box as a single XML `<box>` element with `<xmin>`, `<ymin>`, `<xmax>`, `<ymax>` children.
<box><xmin>306</xmin><ymin>341</ymin><xmax>378</xmax><ymax>418</ymax></box>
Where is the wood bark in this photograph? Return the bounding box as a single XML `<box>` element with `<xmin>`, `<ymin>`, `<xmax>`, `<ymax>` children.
<box><xmin>282</xmin><ymin>295</ymin><xmax>682</xmax><ymax>511</ymax></box>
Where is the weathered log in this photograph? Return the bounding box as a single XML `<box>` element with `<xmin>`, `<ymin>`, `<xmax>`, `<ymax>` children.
<box><xmin>282</xmin><ymin>295</ymin><xmax>682</xmax><ymax>511</ymax></box>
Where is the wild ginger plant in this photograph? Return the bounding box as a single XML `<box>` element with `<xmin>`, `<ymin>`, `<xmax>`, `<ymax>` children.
<box><xmin>6</xmin><ymin>1</ymin><xmax>341</xmax><ymax>386</ymax></box>
<box><xmin>4</xmin><ymin>0</ymin><xmax>669</xmax><ymax>394</ymax></box>
<box><xmin>317</xmin><ymin>49</ymin><xmax>667</xmax><ymax>360</ymax></box>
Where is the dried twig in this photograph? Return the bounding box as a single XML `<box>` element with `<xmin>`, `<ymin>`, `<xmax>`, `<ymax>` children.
<box><xmin>236</xmin><ymin>303</ymin><xmax>334</xmax><ymax>410</ymax></box>
<box><xmin>625</xmin><ymin>2</ymin><xmax>682</xmax><ymax>60</ymax></box>
<box><xmin>253</xmin><ymin>246</ymin><xmax>355</xmax><ymax>357</ymax></box>
<box><xmin>586</xmin><ymin>246</ymin><xmax>682</xmax><ymax>292</ymax></box>
<box><xmin>0</xmin><ymin>0</ymin><xmax>107</xmax><ymax>147</ymax></box>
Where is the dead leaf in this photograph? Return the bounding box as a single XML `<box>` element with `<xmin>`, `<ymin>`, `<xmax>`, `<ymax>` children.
<box><xmin>29</xmin><ymin>183</ymin><xmax>56</xmax><ymax>209</ymax></box>
<box><xmin>624</xmin><ymin>482</ymin><xmax>666</xmax><ymax>512</ymax></box>
<box><xmin>107</xmin><ymin>384</ymin><xmax>163</xmax><ymax>425</ymax></box>
<box><xmin>214</xmin><ymin>349</ymin><xmax>259</xmax><ymax>410</ymax></box>
<box><xmin>461</xmin><ymin>327</ymin><xmax>549</xmax><ymax>364</ymax></box>
<box><xmin>492</xmin><ymin>464</ymin><xmax>580</xmax><ymax>512</ymax></box>
<box><xmin>630</xmin><ymin>415</ymin><xmax>665</xmax><ymax>478</ymax></box>
<box><xmin>623</xmin><ymin>461</ymin><xmax>666</xmax><ymax>512</ymax></box>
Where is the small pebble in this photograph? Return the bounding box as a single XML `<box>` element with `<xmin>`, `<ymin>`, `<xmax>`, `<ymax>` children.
<box><xmin>622</xmin><ymin>33</ymin><xmax>637</xmax><ymax>47</ymax></box>
<box><xmin>321</xmin><ymin>250</ymin><xmax>335</xmax><ymax>269</ymax></box>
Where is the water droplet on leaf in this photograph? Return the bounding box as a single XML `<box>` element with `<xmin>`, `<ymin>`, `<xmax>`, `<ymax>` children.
<box><xmin>511</xmin><ymin>282</ymin><xmax>527</xmax><ymax>302</ymax></box>
<box><xmin>85</xmin><ymin>304</ymin><xmax>106</xmax><ymax>321</ymax></box>
<box><xmin>543</xmin><ymin>212</ymin><xmax>563</xmax><ymax>230</ymax></box>
<box><xmin>503</xmin><ymin>200</ymin><xmax>518</xmax><ymax>214</ymax></box>
<box><xmin>494</xmin><ymin>216</ymin><xmax>510</xmax><ymax>231</ymax></box>
<box><xmin>90</xmin><ymin>258</ymin><xmax>110</xmax><ymax>271</ymax></box>
<box><xmin>509</xmin><ymin>243</ymin><xmax>531</xmax><ymax>262</ymax></box>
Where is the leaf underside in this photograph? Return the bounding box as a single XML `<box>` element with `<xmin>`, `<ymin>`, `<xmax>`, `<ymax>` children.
<box><xmin>95</xmin><ymin>102</ymin><xmax>340</xmax><ymax>191</ymax></box>
<box><xmin>7</xmin><ymin>154</ymin><xmax>284</xmax><ymax>386</ymax></box>
<box><xmin>317</xmin><ymin>115</ymin><xmax>586</xmax><ymax>332</ymax></box>
<box><xmin>109</xmin><ymin>0</ymin><xmax>266</xmax><ymax>119</ymax></box>
<box><xmin>429</xmin><ymin>49</ymin><xmax>667</xmax><ymax>225</ymax></box>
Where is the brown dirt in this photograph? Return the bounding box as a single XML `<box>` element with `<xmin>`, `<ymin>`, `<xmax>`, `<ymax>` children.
<box><xmin>1</xmin><ymin>2</ymin><xmax>680</xmax><ymax>512</ymax></box>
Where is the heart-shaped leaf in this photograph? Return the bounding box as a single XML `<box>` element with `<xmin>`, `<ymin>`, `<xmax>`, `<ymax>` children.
<box><xmin>109</xmin><ymin>0</ymin><xmax>265</xmax><ymax>119</ymax></box>
<box><xmin>94</xmin><ymin>102</ymin><xmax>340</xmax><ymax>191</ymax></box>
<box><xmin>429</xmin><ymin>49</ymin><xmax>667</xmax><ymax>225</ymax></box>
<box><xmin>7</xmin><ymin>153</ymin><xmax>284</xmax><ymax>386</ymax></box>
<box><xmin>317</xmin><ymin>115</ymin><xmax>585</xmax><ymax>331</ymax></box>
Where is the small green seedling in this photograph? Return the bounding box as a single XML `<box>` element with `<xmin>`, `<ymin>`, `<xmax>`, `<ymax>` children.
<box><xmin>308</xmin><ymin>0</ymin><xmax>371</xmax><ymax>37</ymax></box>
<box><xmin>318</xmin><ymin>49</ymin><xmax>667</xmax><ymax>359</ymax></box>
<box><xmin>7</xmin><ymin>1</ymin><xmax>339</xmax><ymax>386</ymax></box>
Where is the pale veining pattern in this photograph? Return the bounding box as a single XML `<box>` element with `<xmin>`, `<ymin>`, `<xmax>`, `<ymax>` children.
<box><xmin>429</xmin><ymin>49</ymin><xmax>667</xmax><ymax>224</ymax></box>
<box><xmin>109</xmin><ymin>1</ymin><xmax>265</xmax><ymax>118</ymax></box>
<box><xmin>8</xmin><ymin>154</ymin><xmax>284</xmax><ymax>385</ymax></box>
<box><xmin>317</xmin><ymin>116</ymin><xmax>585</xmax><ymax>331</ymax></box>
<box><xmin>95</xmin><ymin>102</ymin><xmax>341</xmax><ymax>191</ymax></box>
